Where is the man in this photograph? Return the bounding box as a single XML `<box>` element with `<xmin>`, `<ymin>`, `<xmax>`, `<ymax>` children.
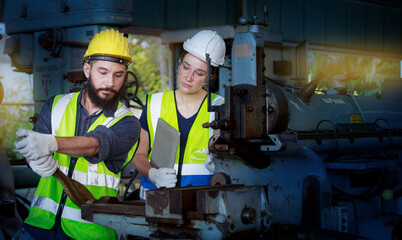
<box><xmin>13</xmin><ymin>29</ymin><xmax>140</xmax><ymax>240</ymax></box>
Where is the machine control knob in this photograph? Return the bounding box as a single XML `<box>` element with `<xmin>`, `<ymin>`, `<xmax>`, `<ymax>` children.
<box><xmin>234</xmin><ymin>88</ymin><xmax>248</xmax><ymax>98</ymax></box>
<box><xmin>203</xmin><ymin>120</ymin><xmax>235</xmax><ymax>131</ymax></box>
<box><xmin>210</xmin><ymin>172</ymin><xmax>231</xmax><ymax>185</ymax></box>
<box><xmin>241</xmin><ymin>207</ymin><xmax>257</xmax><ymax>224</ymax></box>
<box><xmin>239</xmin><ymin>16</ymin><xmax>249</xmax><ymax>25</ymax></box>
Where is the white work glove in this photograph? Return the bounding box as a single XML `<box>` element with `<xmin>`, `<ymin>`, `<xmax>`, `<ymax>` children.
<box><xmin>29</xmin><ymin>155</ymin><xmax>59</xmax><ymax>178</ymax></box>
<box><xmin>148</xmin><ymin>168</ymin><xmax>177</xmax><ymax>188</ymax></box>
<box><xmin>15</xmin><ymin>129</ymin><xmax>58</xmax><ymax>161</ymax></box>
<box><xmin>204</xmin><ymin>147</ymin><xmax>216</xmax><ymax>173</ymax></box>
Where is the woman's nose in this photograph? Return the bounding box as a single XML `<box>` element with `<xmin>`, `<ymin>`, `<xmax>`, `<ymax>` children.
<box><xmin>185</xmin><ymin>70</ymin><xmax>195</xmax><ymax>81</ymax></box>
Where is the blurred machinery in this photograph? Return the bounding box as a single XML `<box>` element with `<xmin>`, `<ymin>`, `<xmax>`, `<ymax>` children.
<box><xmin>2</xmin><ymin>0</ymin><xmax>135</xmax><ymax>115</ymax></box>
<box><xmin>1</xmin><ymin>1</ymin><xmax>402</xmax><ymax>240</ymax></box>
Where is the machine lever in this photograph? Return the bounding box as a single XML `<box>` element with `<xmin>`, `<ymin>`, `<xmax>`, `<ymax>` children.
<box><xmin>53</xmin><ymin>168</ymin><xmax>96</xmax><ymax>208</ymax></box>
<box><xmin>260</xmin><ymin>135</ymin><xmax>283</xmax><ymax>152</ymax></box>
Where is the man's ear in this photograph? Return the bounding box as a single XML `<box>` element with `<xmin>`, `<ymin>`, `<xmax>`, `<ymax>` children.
<box><xmin>83</xmin><ymin>62</ymin><xmax>91</xmax><ymax>78</ymax></box>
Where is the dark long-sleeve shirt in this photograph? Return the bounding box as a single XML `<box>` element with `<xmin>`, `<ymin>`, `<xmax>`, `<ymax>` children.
<box><xmin>33</xmin><ymin>89</ymin><xmax>140</xmax><ymax>174</ymax></box>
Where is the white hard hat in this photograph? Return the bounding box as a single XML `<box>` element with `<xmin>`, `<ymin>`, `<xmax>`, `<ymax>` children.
<box><xmin>183</xmin><ymin>30</ymin><xmax>226</xmax><ymax>67</ymax></box>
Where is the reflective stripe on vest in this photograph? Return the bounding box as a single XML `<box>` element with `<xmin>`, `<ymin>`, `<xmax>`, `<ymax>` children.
<box><xmin>140</xmin><ymin>91</ymin><xmax>224</xmax><ymax>199</ymax></box>
<box><xmin>51</xmin><ymin>93</ymin><xmax>75</xmax><ymax>135</ymax></box>
<box><xmin>25</xmin><ymin>92</ymin><xmax>133</xmax><ymax>240</ymax></box>
<box><xmin>60</xmin><ymin>165</ymin><xmax>121</xmax><ymax>190</ymax></box>
<box><xmin>31</xmin><ymin>195</ymin><xmax>91</xmax><ymax>224</ymax></box>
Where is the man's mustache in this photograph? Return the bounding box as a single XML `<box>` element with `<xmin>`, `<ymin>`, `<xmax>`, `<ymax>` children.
<box><xmin>97</xmin><ymin>87</ymin><xmax>117</xmax><ymax>93</ymax></box>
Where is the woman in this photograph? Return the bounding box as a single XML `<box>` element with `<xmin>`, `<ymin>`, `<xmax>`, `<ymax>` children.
<box><xmin>132</xmin><ymin>30</ymin><xmax>226</xmax><ymax>200</ymax></box>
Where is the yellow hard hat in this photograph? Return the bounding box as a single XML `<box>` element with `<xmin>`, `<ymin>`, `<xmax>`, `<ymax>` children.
<box><xmin>83</xmin><ymin>28</ymin><xmax>132</xmax><ymax>66</ymax></box>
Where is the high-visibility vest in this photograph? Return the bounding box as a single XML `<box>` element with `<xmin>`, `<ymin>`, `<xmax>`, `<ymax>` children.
<box><xmin>139</xmin><ymin>91</ymin><xmax>224</xmax><ymax>199</ymax></box>
<box><xmin>24</xmin><ymin>92</ymin><xmax>137</xmax><ymax>240</ymax></box>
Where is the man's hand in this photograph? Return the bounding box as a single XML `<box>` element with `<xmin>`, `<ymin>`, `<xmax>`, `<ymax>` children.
<box><xmin>29</xmin><ymin>155</ymin><xmax>59</xmax><ymax>178</ymax></box>
<box><xmin>148</xmin><ymin>168</ymin><xmax>177</xmax><ymax>188</ymax></box>
<box><xmin>15</xmin><ymin>129</ymin><xmax>58</xmax><ymax>161</ymax></box>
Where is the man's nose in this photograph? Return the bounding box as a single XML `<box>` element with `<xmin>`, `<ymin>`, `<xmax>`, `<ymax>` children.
<box><xmin>104</xmin><ymin>74</ymin><xmax>114</xmax><ymax>87</ymax></box>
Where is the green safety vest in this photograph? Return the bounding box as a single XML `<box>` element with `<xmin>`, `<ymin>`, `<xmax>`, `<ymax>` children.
<box><xmin>139</xmin><ymin>90</ymin><xmax>224</xmax><ymax>199</ymax></box>
<box><xmin>24</xmin><ymin>92</ymin><xmax>137</xmax><ymax>240</ymax></box>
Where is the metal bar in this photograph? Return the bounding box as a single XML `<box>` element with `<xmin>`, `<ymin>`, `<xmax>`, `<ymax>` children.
<box><xmin>57</xmin><ymin>40</ymin><xmax>88</xmax><ymax>47</ymax></box>
<box><xmin>81</xmin><ymin>202</ymin><xmax>146</xmax><ymax>222</ymax></box>
<box><xmin>206</xmin><ymin>53</ymin><xmax>213</xmax><ymax>112</ymax></box>
<box><xmin>296</xmin><ymin>130</ymin><xmax>402</xmax><ymax>140</ymax></box>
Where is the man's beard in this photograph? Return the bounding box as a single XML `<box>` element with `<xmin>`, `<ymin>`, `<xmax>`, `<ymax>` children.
<box><xmin>87</xmin><ymin>76</ymin><xmax>124</xmax><ymax>113</ymax></box>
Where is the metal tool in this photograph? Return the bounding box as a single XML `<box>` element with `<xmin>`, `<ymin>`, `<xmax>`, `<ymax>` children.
<box><xmin>53</xmin><ymin>168</ymin><xmax>95</xmax><ymax>208</ymax></box>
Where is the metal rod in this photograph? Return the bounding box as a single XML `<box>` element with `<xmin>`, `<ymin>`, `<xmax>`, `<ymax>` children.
<box><xmin>206</xmin><ymin>53</ymin><xmax>213</xmax><ymax>112</ymax></box>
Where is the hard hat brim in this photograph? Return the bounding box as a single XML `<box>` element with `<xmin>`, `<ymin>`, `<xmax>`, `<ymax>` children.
<box><xmin>86</xmin><ymin>55</ymin><xmax>131</xmax><ymax>66</ymax></box>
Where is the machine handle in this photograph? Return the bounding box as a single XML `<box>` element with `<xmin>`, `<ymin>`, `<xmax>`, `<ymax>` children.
<box><xmin>53</xmin><ymin>168</ymin><xmax>96</xmax><ymax>208</ymax></box>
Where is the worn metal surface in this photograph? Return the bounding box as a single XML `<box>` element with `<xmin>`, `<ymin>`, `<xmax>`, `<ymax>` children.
<box><xmin>81</xmin><ymin>201</ymin><xmax>148</xmax><ymax>239</ymax></box>
<box><xmin>145</xmin><ymin>185</ymin><xmax>242</xmax><ymax>222</ymax></box>
<box><xmin>145</xmin><ymin>185</ymin><xmax>271</xmax><ymax>239</ymax></box>
<box><xmin>81</xmin><ymin>185</ymin><xmax>271</xmax><ymax>239</ymax></box>
<box><xmin>81</xmin><ymin>201</ymin><xmax>145</xmax><ymax>222</ymax></box>
<box><xmin>81</xmin><ymin>199</ymin><xmax>148</xmax><ymax>239</ymax></box>
<box><xmin>210</xmin><ymin>172</ymin><xmax>231</xmax><ymax>185</ymax></box>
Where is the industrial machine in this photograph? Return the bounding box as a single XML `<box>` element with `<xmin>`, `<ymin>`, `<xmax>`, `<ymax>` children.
<box><xmin>82</xmin><ymin>12</ymin><xmax>402</xmax><ymax>240</ymax></box>
<box><xmin>1</xmin><ymin>1</ymin><xmax>402</xmax><ymax>240</ymax></box>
